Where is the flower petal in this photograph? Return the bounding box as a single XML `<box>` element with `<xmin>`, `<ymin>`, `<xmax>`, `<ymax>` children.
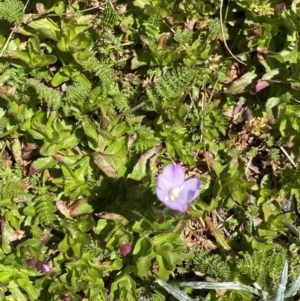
<box><xmin>156</xmin><ymin>164</ymin><xmax>185</xmax><ymax>202</ymax></box>
<box><xmin>179</xmin><ymin>178</ymin><xmax>201</xmax><ymax>203</ymax></box>
<box><xmin>156</xmin><ymin>173</ymin><xmax>169</xmax><ymax>202</ymax></box>
<box><xmin>160</xmin><ymin>164</ymin><xmax>185</xmax><ymax>187</ymax></box>
<box><xmin>163</xmin><ymin>199</ymin><xmax>188</xmax><ymax>213</ymax></box>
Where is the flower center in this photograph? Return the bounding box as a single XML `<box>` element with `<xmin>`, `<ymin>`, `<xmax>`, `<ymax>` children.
<box><xmin>166</xmin><ymin>186</ymin><xmax>183</xmax><ymax>201</ymax></box>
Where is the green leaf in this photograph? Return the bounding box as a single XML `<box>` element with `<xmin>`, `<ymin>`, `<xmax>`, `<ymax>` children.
<box><xmin>51</xmin><ymin>69</ymin><xmax>70</xmax><ymax>86</ymax></box>
<box><xmin>132</xmin><ymin>237</ymin><xmax>155</xmax><ymax>277</ymax></box>
<box><xmin>274</xmin><ymin>262</ymin><xmax>288</xmax><ymax>301</ymax></box>
<box><xmin>155</xmin><ymin>280</ymin><xmax>196</xmax><ymax>301</ymax></box>
<box><xmin>0</xmin><ymin>271</ymin><xmax>14</xmax><ymax>283</ymax></box>
<box><xmin>129</xmin><ymin>145</ymin><xmax>161</xmax><ymax>180</ymax></box>
<box><xmin>24</xmin><ymin>17</ymin><xmax>60</xmax><ymax>40</ymax></box>
<box><xmin>93</xmin><ymin>152</ymin><xmax>126</xmax><ymax>178</ymax></box>
<box><xmin>285</xmin><ymin>273</ymin><xmax>300</xmax><ymax>298</ymax></box>
<box><xmin>8</xmin><ymin>281</ymin><xmax>28</xmax><ymax>301</ymax></box>
<box><xmin>156</xmin><ymin>254</ymin><xmax>169</xmax><ymax>280</ymax></box>
<box><xmin>225</xmin><ymin>72</ymin><xmax>257</xmax><ymax>95</ymax></box>
<box><xmin>15</xmin><ymin>278</ymin><xmax>39</xmax><ymax>301</ymax></box>
<box><xmin>69</xmin><ymin>198</ymin><xmax>98</xmax><ymax>217</ymax></box>
<box><xmin>171</xmin><ymin>281</ymin><xmax>267</xmax><ymax>297</ymax></box>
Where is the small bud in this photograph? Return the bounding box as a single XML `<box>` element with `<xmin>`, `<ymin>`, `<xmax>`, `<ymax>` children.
<box><xmin>63</xmin><ymin>297</ymin><xmax>72</xmax><ymax>301</ymax></box>
<box><xmin>205</xmin><ymin>151</ymin><xmax>214</xmax><ymax>160</ymax></box>
<box><xmin>37</xmin><ymin>262</ymin><xmax>51</xmax><ymax>274</ymax></box>
<box><xmin>27</xmin><ymin>258</ymin><xmax>37</xmax><ymax>266</ymax></box>
<box><xmin>252</xmin><ymin>29</ymin><xmax>260</xmax><ymax>35</ymax></box>
<box><xmin>276</xmin><ymin>3</ymin><xmax>285</xmax><ymax>13</ymax></box>
<box><xmin>120</xmin><ymin>242</ymin><xmax>132</xmax><ymax>257</ymax></box>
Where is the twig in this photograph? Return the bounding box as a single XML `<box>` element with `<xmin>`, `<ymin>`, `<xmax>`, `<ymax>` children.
<box><xmin>219</xmin><ymin>0</ymin><xmax>246</xmax><ymax>65</ymax></box>
<box><xmin>30</xmin><ymin>4</ymin><xmax>106</xmax><ymax>18</ymax></box>
<box><xmin>0</xmin><ymin>0</ymin><xmax>31</xmax><ymax>58</ymax></box>
<box><xmin>213</xmin><ymin>210</ymin><xmax>224</xmax><ymax>222</ymax></box>
<box><xmin>245</xmin><ymin>156</ymin><xmax>253</xmax><ymax>178</ymax></box>
<box><xmin>280</xmin><ymin>146</ymin><xmax>297</xmax><ymax>168</ymax></box>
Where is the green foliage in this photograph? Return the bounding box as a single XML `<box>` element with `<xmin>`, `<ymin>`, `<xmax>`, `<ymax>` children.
<box><xmin>83</xmin><ymin>239</ymin><xmax>104</xmax><ymax>258</ymax></box>
<box><xmin>245</xmin><ymin>204</ymin><xmax>259</xmax><ymax>219</ymax></box>
<box><xmin>193</xmin><ymin>250</ymin><xmax>231</xmax><ymax>281</ymax></box>
<box><xmin>0</xmin><ymin>162</ymin><xmax>24</xmax><ymax>200</ymax></box>
<box><xmin>0</xmin><ymin>0</ymin><xmax>24</xmax><ymax>24</ymax></box>
<box><xmin>152</xmin><ymin>288</ymin><xmax>167</xmax><ymax>301</ymax></box>
<box><xmin>145</xmin><ymin>66</ymin><xmax>196</xmax><ymax>113</ymax></box>
<box><xmin>174</xmin><ymin>29</ymin><xmax>194</xmax><ymax>46</ymax></box>
<box><xmin>1</xmin><ymin>0</ymin><xmax>300</xmax><ymax>299</ymax></box>
<box><xmin>100</xmin><ymin>6</ymin><xmax>119</xmax><ymax>29</ymax></box>
<box><xmin>154</xmin><ymin>66</ymin><xmax>195</xmax><ymax>100</ymax></box>
<box><xmin>94</xmin><ymin>62</ymin><xmax>117</xmax><ymax>98</ymax></box>
<box><xmin>35</xmin><ymin>193</ymin><xmax>56</xmax><ymax>226</ymax></box>
<box><xmin>26</xmin><ymin>79</ymin><xmax>62</xmax><ymax>110</ymax></box>
<box><xmin>143</xmin><ymin>5</ymin><xmax>162</xmax><ymax>40</ymax></box>
<box><xmin>65</xmin><ymin>81</ymin><xmax>90</xmax><ymax>105</ymax></box>
<box><xmin>133</xmin><ymin>124</ymin><xmax>160</xmax><ymax>153</ymax></box>
<box><xmin>237</xmin><ymin>247</ymin><xmax>298</xmax><ymax>295</ymax></box>
<box><xmin>0</xmin><ymin>116</ymin><xmax>8</xmax><ymax>132</ymax></box>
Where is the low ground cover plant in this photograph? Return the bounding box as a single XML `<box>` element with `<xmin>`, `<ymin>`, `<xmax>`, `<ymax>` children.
<box><xmin>1</xmin><ymin>0</ymin><xmax>300</xmax><ymax>300</ymax></box>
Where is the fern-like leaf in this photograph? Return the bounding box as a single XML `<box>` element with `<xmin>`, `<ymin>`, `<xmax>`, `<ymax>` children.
<box><xmin>193</xmin><ymin>250</ymin><xmax>231</xmax><ymax>281</ymax></box>
<box><xmin>0</xmin><ymin>162</ymin><xmax>24</xmax><ymax>200</ymax></box>
<box><xmin>27</xmin><ymin>79</ymin><xmax>62</xmax><ymax>110</ymax></box>
<box><xmin>143</xmin><ymin>5</ymin><xmax>162</xmax><ymax>40</ymax></box>
<box><xmin>238</xmin><ymin>247</ymin><xmax>291</xmax><ymax>294</ymax></box>
<box><xmin>83</xmin><ymin>239</ymin><xmax>104</xmax><ymax>258</ymax></box>
<box><xmin>152</xmin><ymin>288</ymin><xmax>166</xmax><ymax>301</ymax></box>
<box><xmin>145</xmin><ymin>86</ymin><xmax>159</xmax><ymax>109</ymax></box>
<box><xmin>94</xmin><ymin>63</ymin><xmax>116</xmax><ymax>98</ymax></box>
<box><xmin>35</xmin><ymin>194</ymin><xmax>56</xmax><ymax>226</ymax></box>
<box><xmin>30</xmin><ymin>225</ymin><xmax>43</xmax><ymax>238</ymax></box>
<box><xmin>133</xmin><ymin>124</ymin><xmax>159</xmax><ymax>153</ymax></box>
<box><xmin>0</xmin><ymin>117</ymin><xmax>9</xmax><ymax>132</ymax></box>
<box><xmin>155</xmin><ymin>66</ymin><xmax>194</xmax><ymax>100</ymax></box>
<box><xmin>0</xmin><ymin>179</ymin><xmax>24</xmax><ymax>200</ymax></box>
<box><xmin>65</xmin><ymin>81</ymin><xmax>90</xmax><ymax>104</ymax></box>
<box><xmin>0</xmin><ymin>0</ymin><xmax>24</xmax><ymax>24</ymax></box>
<box><xmin>99</xmin><ymin>6</ymin><xmax>119</xmax><ymax>29</ymax></box>
<box><xmin>145</xmin><ymin>66</ymin><xmax>195</xmax><ymax>110</ymax></box>
<box><xmin>174</xmin><ymin>29</ymin><xmax>193</xmax><ymax>45</ymax></box>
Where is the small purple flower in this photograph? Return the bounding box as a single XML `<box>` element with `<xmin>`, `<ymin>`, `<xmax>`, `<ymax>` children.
<box><xmin>37</xmin><ymin>262</ymin><xmax>51</xmax><ymax>274</ymax></box>
<box><xmin>156</xmin><ymin>164</ymin><xmax>201</xmax><ymax>213</ymax></box>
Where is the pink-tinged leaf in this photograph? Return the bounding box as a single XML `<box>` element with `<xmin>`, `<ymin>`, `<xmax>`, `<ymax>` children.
<box><xmin>95</xmin><ymin>212</ymin><xmax>129</xmax><ymax>225</ymax></box>
<box><xmin>223</xmin><ymin>109</ymin><xmax>234</xmax><ymax>118</ymax></box>
<box><xmin>56</xmin><ymin>201</ymin><xmax>72</xmax><ymax>218</ymax></box>
<box><xmin>127</xmin><ymin>133</ymin><xmax>137</xmax><ymax>150</ymax></box>
<box><xmin>69</xmin><ymin>198</ymin><xmax>94</xmax><ymax>217</ymax></box>
<box><xmin>245</xmin><ymin>108</ymin><xmax>253</xmax><ymax>120</ymax></box>
<box><xmin>250</xmin><ymin>80</ymin><xmax>270</xmax><ymax>95</ymax></box>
